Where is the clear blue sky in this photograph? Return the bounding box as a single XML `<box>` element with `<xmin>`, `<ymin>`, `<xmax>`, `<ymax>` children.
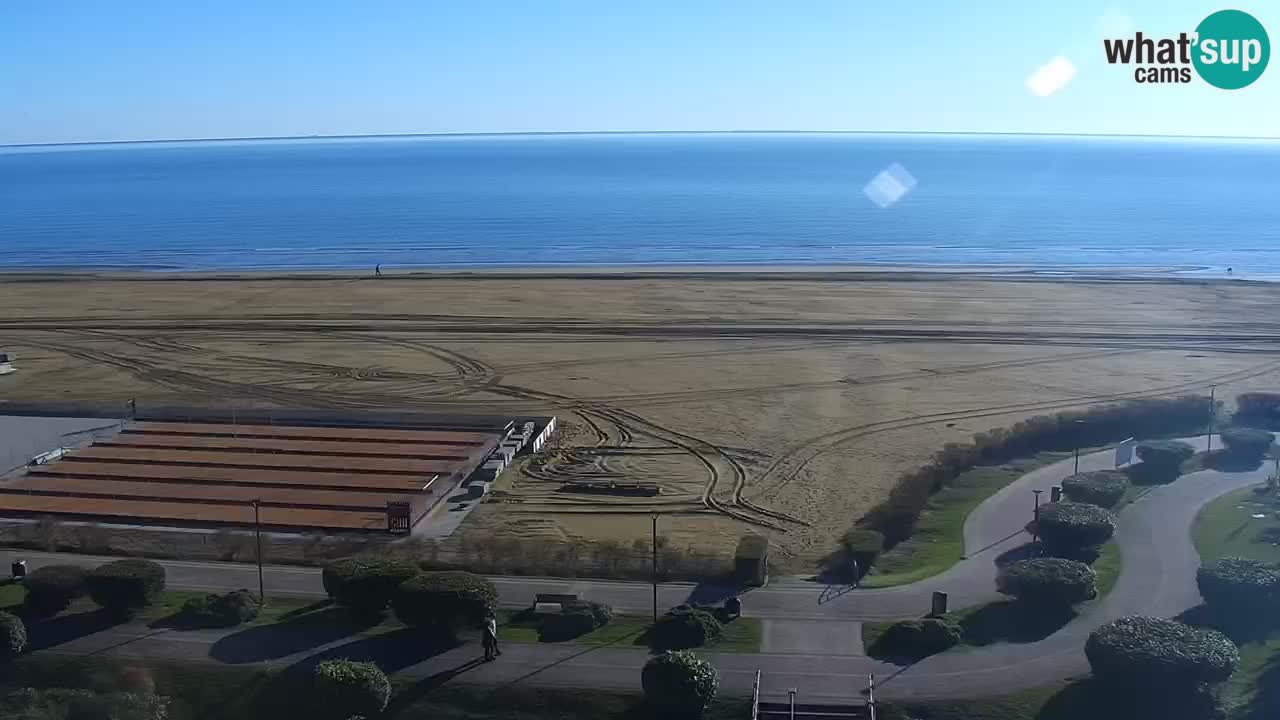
<box><xmin>1</xmin><ymin>0</ymin><xmax>1275</xmax><ymax>144</ymax></box>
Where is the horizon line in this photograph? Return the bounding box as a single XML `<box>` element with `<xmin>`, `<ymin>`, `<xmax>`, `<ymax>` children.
<box><xmin>4</xmin><ymin>128</ymin><xmax>1280</xmax><ymax>149</ymax></box>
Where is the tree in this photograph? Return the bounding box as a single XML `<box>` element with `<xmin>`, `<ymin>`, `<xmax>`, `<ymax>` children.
<box><xmin>86</xmin><ymin>559</ymin><xmax>166</xmax><ymax>616</ymax></box>
<box><xmin>997</xmin><ymin>558</ymin><xmax>1097</xmax><ymax>607</ymax></box>
<box><xmin>641</xmin><ymin>651</ymin><xmax>719</xmax><ymax>717</ymax></box>
<box><xmin>392</xmin><ymin>571</ymin><xmax>497</xmax><ymax>634</ymax></box>
<box><xmin>322</xmin><ymin>556</ymin><xmax>420</xmax><ymax>615</ymax></box>
<box><xmin>1036</xmin><ymin>502</ymin><xmax>1116</xmax><ymax>560</ymax></box>
<box><xmin>1060</xmin><ymin>471</ymin><xmax>1129</xmax><ymax>509</ymax></box>
<box><xmin>313</xmin><ymin>659</ymin><xmax>391</xmax><ymax>720</ymax></box>
<box><xmin>1085</xmin><ymin>616</ymin><xmax>1238</xmax><ymax>688</ymax></box>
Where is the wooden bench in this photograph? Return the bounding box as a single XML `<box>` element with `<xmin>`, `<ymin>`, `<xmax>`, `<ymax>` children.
<box><xmin>533</xmin><ymin>592</ymin><xmax>581</xmax><ymax>614</ymax></box>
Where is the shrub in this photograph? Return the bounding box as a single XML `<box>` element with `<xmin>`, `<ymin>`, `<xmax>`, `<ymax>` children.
<box><xmin>1037</xmin><ymin>502</ymin><xmax>1116</xmax><ymax>559</ymax></box>
<box><xmin>857</xmin><ymin>395</ymin><xmax>1211</xmax><ymax>547</ymax></box>
<box><xmin>641</xmin><ymin>650</ymin><xmax>719</xmax><ymax>717</ymax></box>
<box><xmin>734</xmin><ymin>535</ymin><xmax>769</xmax><ymax>586</ymax></box>
<box><xmin>392</xmin><ymin>571</ymin><xmax>497</xmax><ymax>633</ymax></box>
<box><xmin>869</xmin><ymin>617</ymin><xmax>961</xmax><ymax>661</ymax></box>
<box><xmin>0</xmin><ymin>688</ymin><xmax>168</xmax><ymax>720</ymax></box>
<box><xmin>180</xmin><ymin>589</ymin><xmax>261</xmax><ymax>627</ymax></box>
<box><xmin>322</xmin><ymin>556</ymin><xmax>420</xmax><ymax>615</ymax></box>
<box><xmin>86</xmin><ymin>559</ymin><xmax>165</xmax><ymax>615</ymax></box>
<box><xmin>1060</xmin><ymin>471</ymin><xmax>1129</xmax><ymax>509</ymax></box>
<box><xmin>1220</xmin><ymin>428</ymin><xmax>1276</xmax><ymax>461</ymax></box>
<box><xmin>1085</xmin><ymin>616</ymin><xmax>1238</xmax><ymax>688</ymax></box>
<box><xmin>0</xmin><ymin>612</ymin><xmax>26</xmax><ymax>659</ymax></box>
<box><xmin>313</xmin><ymin>659</ymin><xmax>391</xmax><ymax>720</ymax></box>
<box><xmin>1134</xmin><ymin>440</ymin><xmax>1195</xmax><ymax>483</ymax></box>
<box><xmin>836</xmin><ymin>529</ymin><xmax>884</xmax><ymax>579</ymax></box>
<box><xmin>1196</xmin><ymin>557</ymin><xmax>1280</xmax><ymax>617</ymax></box>
<box><xmin>21</xmin><ymin>564</ymin><xmax>88</xmax><ymax>616</ymax></box>
<box><xmin>650</xmin><ymin>608</ymin><xmax>723</xmax><ymax>650</ymax></box>
<box><xmin>539</xmin><ymin>606</ymin><xmax>598</xmax><ymax>641</ymax></box>
<box><xmin>997</xmin><ymin>558</ymin><xmax>1097</xmax><ymax>607</ymax></box>
<box><xmin>585</xmin><ymin>600</ymin><xmax>613</xmax><ymax>627</ymax></box>
<box><xmin>1235</xmin><ymin>392</ymin><xmax>1280</xmax><ymax>428</ymax></box>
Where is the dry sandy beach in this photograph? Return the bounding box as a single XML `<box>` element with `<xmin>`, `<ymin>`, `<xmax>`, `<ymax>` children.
<box><xmin>2</xmin><ymin>271</ymin><xmax>1279</xmax><ymax>571</ymax></box>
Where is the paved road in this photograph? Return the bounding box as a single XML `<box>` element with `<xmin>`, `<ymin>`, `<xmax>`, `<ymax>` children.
<box><xmin>8</xmin><ymin>437</ymin><xmax>1260</xmax><ymax>702</ymax></box>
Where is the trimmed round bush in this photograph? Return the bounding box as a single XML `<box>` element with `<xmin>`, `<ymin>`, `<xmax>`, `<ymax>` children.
<box><xmin>1220</xmin><ymin>428</ymin><xmax>1276</xmax><ymax>460</ymax></box>
<box><xmin>1197</xmin><ymin>557</ymin><xmax>1280</xmax><ymax>617</ymax></box>
<box><xmin>838</xmin><ymin>529</ymin><xmax>884</xmax><ymax>579</ymax></box>
<box><xmin>313</xmin><ymin>659</ymin><xmax>391</xmax><ymax>720</ymax></box>
<box><xmin>650</xmin><ymin>608</ymin><xmax>723</xmax><ymax>650</ymax></box>
<box><xmin>997</xmin><ymin>558</ymin><xmax>1097</xmax><ymax>607</ymax></box>
<box><xmin>22</xmin><ymin>564</ymin><xmax>88</xmax><ymax>616</ymax></box>
<box><xmin>1060</xmin><ymin>471</ymin><xmax>1129</xmax><ymax>509</ymax></box>
<box><xmin>641</xmin><ymin>650</ymin><xmax>719</xmax><ymax>717</ymax></box>
<box><xmin>539</xmin><ymin>606</ymin><xmax>598</xmax><ymax>642</ymax></box>
<box><xmin>86</xmin><ymin>559</ymin><xmax>165</xmax><ymax>615</ymax></box>
<box><xmin>0</xmin><ymin>611</ymin><xmax>27</xmax><ymax>659</ymax></box>
<box><xmin>1085</xmin><ymin>616</ymin><xmax>1238</xmax><ymax>687</ymax></box>
<box><xmin>1037</xmin><ymin>502</ymin><xmax>1116</xmax><ymax>559</ymax></box>
<box><xmin>392</xmin><ymin>571</ymin><xmax>497</xmax><ymax>633</ymax></box>
<box><xmin>1134</xmin><ymin>440</ymin><xmax>1195</xmax><ymax>483</ymax></box>
<box><xmin>586</xmin><ymin>601</ymin><xmax>613</xmax><ymax>627</ymax></box>
<box><xmin>869</xmin><ymin>618</ymin><xmax>960</xmax><ymax>661</ymax></box>
<box><xmin>322</xmin><ymin>556</ymin><xmax>420</xmax><ymax>615</ymax></box>
<box><xmin>181</xmin><ymin>589</ymin><xmax>261</xmax><ymax>627</ymax></box>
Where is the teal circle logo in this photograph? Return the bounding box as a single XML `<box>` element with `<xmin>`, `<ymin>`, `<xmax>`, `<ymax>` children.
<box><xmin>1192</xmin><ymin>9</ymin><xmax>1270</xmax><ymax>89</ymax></box>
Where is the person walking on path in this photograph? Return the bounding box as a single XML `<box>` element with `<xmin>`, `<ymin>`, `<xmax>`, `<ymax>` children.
<box><xmin>482</xmin><ymin>613</ymin><xmax>500</xmax><ymax>661</ymax></box>
<box><xmin>375</xmin><ymin>264</ymin><xmax>382</xmax><ymax>277</ymax></box>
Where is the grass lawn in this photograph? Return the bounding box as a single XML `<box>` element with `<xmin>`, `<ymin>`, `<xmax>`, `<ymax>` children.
<box><xmin>497</xmin><ymin>609</ymin><xmax>761</xmax><ymax>653</ymax></box>
<box><xmin>862</xmin><ymin>541</ymin><xmax>1120</xmax><ymax>659</ymax></box>
<box><xmin>1191</xmin><ymin>485</ymin><xmax>1280</xmax><ymax>564</ymax></box>
<box><xmin>1191</xmin><ymin>484</ymin><xmax>1280</xmax><ymax>718</ymax></box>
<box><xmin>862</xmin><ymin>450</ymin><xmax>1083</xmax><ymax>588</ymax></box>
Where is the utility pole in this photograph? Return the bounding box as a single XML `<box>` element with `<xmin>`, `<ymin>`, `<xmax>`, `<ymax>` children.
<box><xmin>651</xmin><ymin>513</ymin><xmax>659</xmax><ymax>624</ymax></box>
<box><xmin>1207</xmin><ymin>385</ymin><xmax>1217</xmax><ymax>452</ymax></box>
<box><xmin>253</xmin><ymin>499</ymin><xmax>265</xmax><ymax>602</ymax></box>
<box><xmin>1032</xmin><ymin>489</ymin><xmax>1043</xmax><ymax>547</ymax></box>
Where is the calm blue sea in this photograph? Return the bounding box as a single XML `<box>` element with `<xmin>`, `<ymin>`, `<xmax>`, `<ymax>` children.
<box><xmin>2</xmin><ymin>133</ymin><xmax>1279</xmax><ymax>275</ymax></box>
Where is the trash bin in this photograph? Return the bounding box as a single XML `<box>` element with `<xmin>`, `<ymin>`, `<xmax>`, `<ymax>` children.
<box><xmin>11</xmin><ymin>560</ymin><xmax>27</xmax><ymax>581</ymax></box>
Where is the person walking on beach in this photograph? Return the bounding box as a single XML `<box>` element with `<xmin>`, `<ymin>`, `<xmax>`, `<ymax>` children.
<box><xmin>375</xmin><ymin>264</ymin><xmax>382</xmax><ymax>277</ymax></box>
<box><xmin>482</xmin><ymin>613</ymin><xmax>500</xmax><ymax>661</ymax></box>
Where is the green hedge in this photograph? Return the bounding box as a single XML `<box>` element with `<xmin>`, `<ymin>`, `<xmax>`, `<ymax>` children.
<box><xmin>856</xmin><ymin>395</ymin><xmax>1211</xmax><ymax>548</ymax></box>
<box><xmin>1037</xmin><ymin>502</ymin><xmax>1116</xmax><ymax>560</ymax></box>
<box><xmin>538</xmin><ymin>602</ymin><xmax>613</xmax><ymax>642</ymax></box>
<box><xmin>1235</xmin><ymin>392</ymin><xmax>1280</xmax><ymax>428</ymax></box>
<box><xmin>21</xmin><ymin>564</ymin><xmax>88</xmax><ymax>617</ymax></box>
<box><xmin>180</xmin><ymin>589</ymin><xmax>261</xmax><ymax>628</ymax></box>
<box><xmin>641</xmin><ymin>651</ymin><xmax>719</xmax><ymax>717</ymax></box>
<box><xmin>1085</xmin><ymin>616</ymin><xmax>1238</xmax><ymax>688</ymax></box>
<box><xmin>0</xmin><ymin>612</ymin><xmax>26</xmax><ymax>659</ymax></box>
<box><xmin>1220</xmin><ymin>427</ymin><xmax>1275</xmax><ymax>460</ymax></box>
<box><xmin>1133</xmin><ymin>440</ymin><xmax>1195</xmax><ymax>483</ymax></box>
<box><xmin>997</xmin><ymin>558</ymin><xmax>1097</xmax><ymax>607</ymax></box>
<box><xmin>1060</xmin><ymin>471</ymin><xmax>1129</xmax><ymax>509</ymax></box>
<box><xmin>86</xmin><ymin>559</ymin><xmax>166</xmax><ymax>616</ymax></box>
<box><xmin>392</xmin><ymin>571</ymin><xmax>497</xmax><ymax>633</ymax></box>
<box><xmin>869</xmin><ymin>617</ymin><xmax>961</xmax><ymax>661</ymax></box>
<box><xmin>1196</xmin><ymin>557</ymin><xmax>1280</xmax><ymax>617</ymax></box>
<box><xmin>321</xmin><ymin>557</ymin><xmax>420</xmax><ymax>615</ymax></box>
<box><xmin>313</xmin><ymin>659</ymin><xmax>391</xmax><ymax>720</ymax></box>
<box><xmin>650</xmin><ymin>608</ymin><xmax>723</xmax><ymax>651</ymax></box>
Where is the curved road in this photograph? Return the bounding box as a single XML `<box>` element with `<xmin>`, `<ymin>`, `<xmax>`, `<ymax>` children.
<box><xmin>7</xmin><ymin>436</ymin><xmax>1260</xmax><ymax>703</ymax></box>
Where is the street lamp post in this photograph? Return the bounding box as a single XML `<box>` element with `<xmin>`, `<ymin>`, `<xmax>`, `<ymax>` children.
<box><xmin>1207</xmin><ymin>385</ymin><xmax>1217</xmax><ymax>453</ymax></box>
<box><xmin>252</xmin><ymin>499</ymin><xmax>265</xmax><ymax>602</ymax></box>
<box><xmin>651</xmin><ymin>513</ymin><xmax>659</xmax><ymax>624</ymax></box>
<box><xmin>1032</xmin><ymin>489</ymin><xmax>1044</xmax><ymax>547</ymax></box>
<box><xmin>1072</xmin><ymin>419</ymin><xmax>1086</xmax><ymax>475</ymax></box>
